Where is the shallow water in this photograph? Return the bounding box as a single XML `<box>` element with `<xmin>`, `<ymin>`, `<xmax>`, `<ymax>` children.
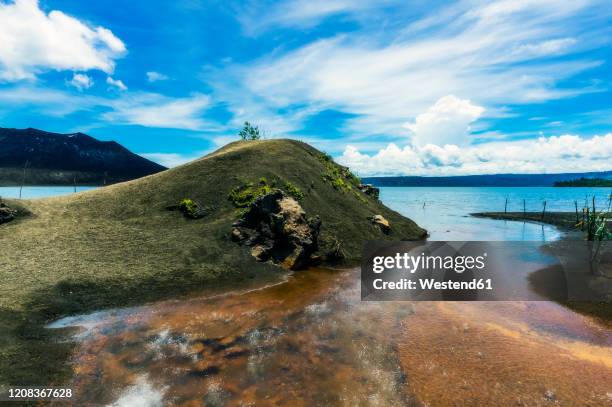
<box><xmin>46</xmin><ymin>187</ymin><xmax>612</xmax><ymax>406</ymax></box>
<box><xmin>380</xmin><ymin>186</ymin><xmax>610</xmax><ymax>240</ymax></box>
<box><xmin>50</xmin><ymin>269</ymin><xmax>611</xmax><ymax>406</ymax></box>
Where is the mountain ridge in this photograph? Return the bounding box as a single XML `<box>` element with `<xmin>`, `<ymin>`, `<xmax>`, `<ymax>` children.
<box><xmin>362</xmin><ymin>171</ymin><xmax>612</xmax><ymax>187</ymax></box>
<box><xmin>0</xmin><ymin>127</ymin><xmax>166</xmax><ymax>185</ymax></box>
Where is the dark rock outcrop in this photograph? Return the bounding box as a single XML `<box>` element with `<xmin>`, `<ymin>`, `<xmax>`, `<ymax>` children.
<box><xmin>358</xmin><ymin>183</ymin><xmax>380</xmax><ymax>199</ymax></box>
<box><xmin>231</xmin><ymin>190</ymin><xmax>321</xmax><ymax>269</ymax></box>
<box><xmin>0</xmin><ymin>202</ymin><xmax>17</xmax><ymax>225</ymax></box>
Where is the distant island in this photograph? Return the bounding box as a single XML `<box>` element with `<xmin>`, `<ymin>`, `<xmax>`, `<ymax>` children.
<box><xmin>0</xmin><ymin>127</ymin><xmax>166</xmax><ymax>186</ymax></box>
<box><xmin>553</xmin><ymin>177</ymin><xmax>612</xmax><ymax>187</ymax></box>
<box><xmin>362</xmin><ymin>171</ymin><xmax>612</xmax><ymax>187</ymax></box>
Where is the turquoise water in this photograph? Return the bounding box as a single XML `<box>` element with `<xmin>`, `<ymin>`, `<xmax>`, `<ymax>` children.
<box><xmin>380</xmin><ymin>186</ymin><xmax>611</xmax><ymax>241</ymax></box>
<box><xmin>0</xmin><ymin>186</ymin><xmax>97</xmax><ymax>199</ymax></box>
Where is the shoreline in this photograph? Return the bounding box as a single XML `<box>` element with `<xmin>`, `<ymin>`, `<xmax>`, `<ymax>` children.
<box><xmin>471</xmin><ymin>211</ymin><xmax>580</xmax><ymax>231</ymax></box>
<box><xmin>472</xmin><ymin>211</ymin><xmax>611</xmax><ymax>323</ymax></box>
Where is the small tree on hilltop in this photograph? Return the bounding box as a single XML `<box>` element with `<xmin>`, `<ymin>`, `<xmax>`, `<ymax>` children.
<box><xmin>239</xmin><ymin>121</ymin><xmax>261</xmax><ymax>140</ymax></box>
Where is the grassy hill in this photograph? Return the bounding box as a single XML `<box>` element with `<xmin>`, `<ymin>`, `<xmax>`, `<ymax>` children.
<box><xmin>0</xmin><ymin>139</ymin><xmax>425</xmax><ymax>386</ymax></box>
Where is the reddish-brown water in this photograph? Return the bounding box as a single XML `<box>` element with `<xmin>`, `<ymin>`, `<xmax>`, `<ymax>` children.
<box><xmin>50</xmin><ymin>268</ymin><xmax>611</xmax><ymax>406</ymax></box>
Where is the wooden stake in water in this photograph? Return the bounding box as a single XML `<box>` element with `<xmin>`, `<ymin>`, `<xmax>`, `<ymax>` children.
<box><xmin>575</xmin><ymin>200</ymin><xmax>579</xmax><ymax>225</ymax></box>
<box><xmin>504</xmin><ymin>197</ymin><xmax>508</xmax><ymax>213</ymax></box>
<box><xmin>73</xmin><ymin>176</ymin><xmax>77</xmax><ymax>193</ymax></box>
<box><xmin>19</xmin><ymin>160</ymin><xmax>29</xmax><ymax>199</ymax></box>
<box><xmin>523</xmin><ymin>199</ymin><xmax>526</xmax><ymax>219</ymax></box>
<box><xmin>541</xmin><ymin>200</ymin><xmax>547</xmax><ymax>221</ymax></box>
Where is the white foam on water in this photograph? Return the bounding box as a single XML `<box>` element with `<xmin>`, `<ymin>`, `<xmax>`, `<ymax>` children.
<box><xmin>108</xmin><ymin>375</ymin><xmax>166</xmax><ymax>407</ymax></box>
<box><xmin>46</xmin><ymin>307</ymin><xmax>141</xmax><ymax>341</ymax></box>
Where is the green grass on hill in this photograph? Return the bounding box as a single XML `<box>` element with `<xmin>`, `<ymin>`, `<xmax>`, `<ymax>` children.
<box><xmin>0</xmin><ymin>139</ymin><xmax>425</xmax><ymax>387</ymax></box>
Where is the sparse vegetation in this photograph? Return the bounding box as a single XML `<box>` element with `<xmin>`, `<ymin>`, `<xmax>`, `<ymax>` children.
<box><xmin>317</xmin><ymin>152</ymin><xmax>360</xmax><ymax>192</ymax></box>
<box><xmin>238</xmin><ymin>121</ymin><xmax>261</xmax><ymax>140</ymax></box>
<box><xmin>284</xmin><ymin>181</ymin><xmax>304</xmax><ymax>200</ymax></box>
<box><xmin>577</xmin><ymin>195</ymin><xmax>611</xmax><ymax>242</ymax></box>
<box><xmin>230</xmin><ymin>178</ymin><xmax>305</xmax><ymax>205</ymax></box>
<box><xmin>577</xmin><ymin>195</ymin><xmax>611</xmax><ymax>268</ymax></box>
<box><xmin>228</xmin><ymin>178</ymin><xmax>271</xmax><ymax>208</ymax></box>
<box><xmin>178</xmin><ymin>198</ymin><xmax>200</xmax><ymax>219</ymax></box>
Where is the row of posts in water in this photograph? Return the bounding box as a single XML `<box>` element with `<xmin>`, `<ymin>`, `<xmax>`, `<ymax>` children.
<box><xmin>498</xmin><ymin>194</ymin><xmax>611</xmax><ymax>230</ymax></box>
<box><xmin>419</xmin><ymin>193</ymin><xmax>611</xmax><ymax>226</ymax></box>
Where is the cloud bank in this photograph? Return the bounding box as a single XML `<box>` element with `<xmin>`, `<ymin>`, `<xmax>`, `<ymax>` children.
<box><xmin>339</xmin><ymin>133</ymin><xmax>612</xmax><ymax>176</ymax></box>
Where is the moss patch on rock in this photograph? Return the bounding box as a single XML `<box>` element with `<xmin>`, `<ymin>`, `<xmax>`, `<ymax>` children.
<box><xmin>228</xmin><ymin>178</ymin><xmax>272</xmax><ymax>208</ymax></box>
<box><xmin>283</xmin><ymin>181</ymin><xmax>304</xmax><ymax>201</ymax></box>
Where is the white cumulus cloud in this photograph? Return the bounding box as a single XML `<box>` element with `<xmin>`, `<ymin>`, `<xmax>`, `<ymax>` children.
<box><xmin>67</xmin><ymin>73</ymin><xmax>93</xmax><ymax>91</ymax></box>
<box><xmin>0</xmin><ymin>0</ymin><xmax>126</xmax><ymax>81</ymax></box>
<box><xmin>404</xmin><ymin>95</ymin><xmax>484</xmax><ymax>146</ymax></box>
<box><xmin>146</xmin><ymin>71</ymin><xmax>169</xmax><ymax>82</ymax></box>
<box><xmin>106</xmin><ymin>76</ymin><xmax>127</xmax><ymax>91</ymax></box>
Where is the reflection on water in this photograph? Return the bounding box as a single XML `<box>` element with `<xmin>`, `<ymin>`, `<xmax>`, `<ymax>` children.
<box><xmin>51</xmin><ymin>268</ymin><xmax>611</xmax><ymax>406</ymax></box>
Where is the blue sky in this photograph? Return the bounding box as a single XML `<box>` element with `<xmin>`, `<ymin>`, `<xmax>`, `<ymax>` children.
<box><xmin>0</xmin><ymin>0</ymin><xmax>611</xmax><ymax>175</ymax></box>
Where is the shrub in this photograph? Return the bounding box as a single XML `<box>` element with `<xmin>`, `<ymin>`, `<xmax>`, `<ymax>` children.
<box><xmin>319</xmin><ymin>152</ymin><xmax>333</xmax><ymax>162</ymax></box>
<box><xmin>238</xmin><ymin>121</ymin><xmax>261</xmax><ymax>140</ymax></box>
<box><xmin>284</xmin><ymin>181</ymin><xmax>304</xmax><ymax>200</ymax></box>
<box><xmin>178</xmin><ymin>198</ymin><xmax>201</xmax><ymax>219</ymax></box>
<box><xmin>228</xmin><ymin>180</ymin><xmax>271</xmax><ymax>208</ymax></box>
<box><xmin>317</xmin><ymin>152</ymin><xmax>360</xmax><ymax>192</ymax></box>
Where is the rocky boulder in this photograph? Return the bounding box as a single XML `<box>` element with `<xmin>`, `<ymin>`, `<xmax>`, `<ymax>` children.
<box><xmin>358</xmin><ymin>183</ymin><xmax>380</xmax><ymax>199</ymax></box>
<box><xmin>370</xmin><ymin>214</ymin><xmax>390</xmax><ymax>234</ymax></box>
<box><xmin>231</xmin><ymin>190</ymin><xmax>321</xmax><ymax>270</ymax></box>
<box><xmin>0</xmin><ymin>202</ymin><xmax>17</xmax><ymax>225</ymax></box>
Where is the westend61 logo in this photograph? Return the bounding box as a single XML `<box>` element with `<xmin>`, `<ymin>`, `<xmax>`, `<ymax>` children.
<box><xmin>361</xmin><ymin>241</ymin><xmax>609</xmax><ymax>302</ymax></box>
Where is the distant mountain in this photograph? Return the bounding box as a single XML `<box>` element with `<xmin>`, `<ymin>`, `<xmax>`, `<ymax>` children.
<box><xmin>362</xmin><ymin>171</ymin><xmax>612</xmax><ymax>187</ymax></box>
<box><xmin>0</xmin><ymin>127</ymin><xmax>166</xmax><ymax>185</ymax></box>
